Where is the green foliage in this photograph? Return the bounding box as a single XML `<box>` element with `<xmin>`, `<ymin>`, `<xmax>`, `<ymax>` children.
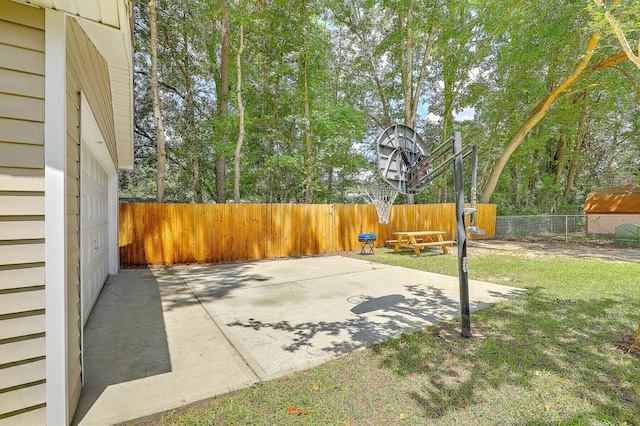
<box><xmin>124</xmin><ymin>0</ymin><xmax>640</xmax><ymax>211</ymax></box>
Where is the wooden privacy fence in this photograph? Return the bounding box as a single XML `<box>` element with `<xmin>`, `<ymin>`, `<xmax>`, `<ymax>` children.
<box><xmin>119</xmin><ymin>202</ymin><xmax>496</xmax><ymax>266</ymax></box>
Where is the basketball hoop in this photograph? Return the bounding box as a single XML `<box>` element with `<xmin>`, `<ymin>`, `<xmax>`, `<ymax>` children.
<box><xmin>365</xmin><ymin>185</ymin><xmax>398</xmax><ymax>224</ymax></box>
<box><xmin>376</xmin><ymin>124</ymin><xmax>431</xmax><ymax>195</ymax></box>
<box><xmin>375</xmin><ymin>125</ymin><xmax>485</xmax><ymax>338</ymax></box>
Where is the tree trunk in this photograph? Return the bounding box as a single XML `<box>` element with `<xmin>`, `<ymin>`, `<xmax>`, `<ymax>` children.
<box><xmin>480</xmin><ymin>37</ymin><xmax>628</xmax><ymax>204</ymax></box>
<box><xmin>401</xmin><ymin>0</ymin><xmax>413</xmax><ymax>126</ymax></box>
<box><xmin>401</xmin><ymin>7</ymin><xmax>413</xmax><ymax>220</ymax></box>
<box><xmin>401</xmin><ymin>1</ymin><xmax>435</xmax><ymax>127</ymax></box>
<box><xmin>410</xmin><ymin>23</ymin><xmax>435</xmax><ymax>126</ymax></box>
<box><xmin>327</xmin><ymin>165</ymin><xmax>334</xmax><ymax>203</ymax></box>
<box><xmin>149</xmin><ymin>0</ymin><xmax>166</xmax><ymax>203</ymax></box>
<box><xmin>399</xmin><ymin>0</ymin><xmax>429</xmax><ymax>206</ymax></box>
<box><xmin>216</xmin><ymin>2</ymin><xmax>231</xmax><ymax>203</ymax></box>
<box><xmin>234</xmin><ymin>22</ymin><xmax>245</xmax><ymax>203</ymax></box>
<box><xmin>302</xmin><ymin>0</ymin><xmax>313</xmax><ymax>204</ymax></box>
<box><xmin>338</xmin><ymin>14</ymin><xmax>391</xmax><ymax>127</ymax></box>
<box><xmin>374</xmin><ymin>62</ymin><xmax>392</xmax><ymax>128</ymax></box>
<box><xmin>553</xmin><ymin>130</ymin><xmax>568</xmax><ymax>186</ymax></box>
<box><xmin>164</xmin><ymin>25</ymin><xmax>201</xmax><ymax>203</ymax></box>
<box><xmin>479</xmin><ymin>32</ymin><xmax>601</xmax><ymax>204</ymax></box>
<box><xmin>183</xmin><ymin>53</ymin><xmax>201</xmax><ymax>203</ymax></box>
<box><xmin>564</xmin><ymin>95</ymin><xmax>589</xmax><ymax>198</ymax></box>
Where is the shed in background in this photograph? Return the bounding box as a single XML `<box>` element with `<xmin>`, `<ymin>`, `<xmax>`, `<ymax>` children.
<box><xmin>583</xmin><ymin>186</ymin><xmax>640</xmax><ymax>234</ymax></box>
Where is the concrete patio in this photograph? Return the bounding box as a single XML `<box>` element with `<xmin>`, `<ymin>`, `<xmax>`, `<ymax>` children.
<box><xmin>73</xmin><ymin>256</ymin><xmax>525</xmax><ymax>425</ymax></box>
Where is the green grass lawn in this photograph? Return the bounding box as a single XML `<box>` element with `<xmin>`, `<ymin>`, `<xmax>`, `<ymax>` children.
<box><xmin>128</xmin><ymin>247</ymin><xmax>640</xmax><ymax>425</ymax></box>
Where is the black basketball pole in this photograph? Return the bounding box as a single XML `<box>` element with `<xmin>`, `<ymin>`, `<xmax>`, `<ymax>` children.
<box><xmin>453</xmin><ymin>131</ymin><xmax>472</xmax><ymax>338</ymax></box>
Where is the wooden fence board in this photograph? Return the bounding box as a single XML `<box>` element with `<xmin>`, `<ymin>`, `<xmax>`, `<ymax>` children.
<box><xmin>118</xmin><ymin>202</ymin><xmax>496</xmax><ymax>266</ymax></box>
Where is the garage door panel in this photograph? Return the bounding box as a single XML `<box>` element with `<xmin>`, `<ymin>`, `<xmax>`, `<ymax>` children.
<box><xmin>81</xmin><ymin>143</ymin><xmax>109</xmax><ymax>325</ymax></box>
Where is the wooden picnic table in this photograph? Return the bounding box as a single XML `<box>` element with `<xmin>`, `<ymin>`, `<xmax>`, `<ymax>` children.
<box><xmin>390</xmin><ymin>231</ymin><xmax>455</xmax><ymax>256</ymax></box>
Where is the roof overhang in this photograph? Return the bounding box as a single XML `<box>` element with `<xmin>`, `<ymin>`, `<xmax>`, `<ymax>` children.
<box><xmin>13</xmin><ymin>0</ymin><xmax>134</xmax><ymax>169</ymax></box>
<box><xmin>584</xmin><ymin>186</ymin><xmax>640</xmax><ymax>214</ymax></box>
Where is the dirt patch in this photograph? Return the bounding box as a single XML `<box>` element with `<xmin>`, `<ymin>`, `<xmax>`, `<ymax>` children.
<box><xmin>466</xmin><ymin>238</ymin><xmax>640</xmax><ymax>263</ymax></box>
<box><xmin>618</xmin><ymin>338</ymin><xmax>640</xmax><ymax>358</ymax></box>
<box><xmin>432</xmin><ymin>323</ymin><xmax>488</xmax><ymax>344</ymax></box>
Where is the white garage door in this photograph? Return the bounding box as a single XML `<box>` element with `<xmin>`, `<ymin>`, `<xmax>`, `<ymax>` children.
<box><xmin>81</xmin><ymin>143</ymin><xmax>110</xmax><ymax>326</ymax></box>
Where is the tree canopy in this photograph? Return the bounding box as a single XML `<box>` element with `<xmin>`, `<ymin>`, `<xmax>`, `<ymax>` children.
<box><xmin>120</xmin><ymin>0</ymin><xmax>640</xmax><ymax>214</ymax></box>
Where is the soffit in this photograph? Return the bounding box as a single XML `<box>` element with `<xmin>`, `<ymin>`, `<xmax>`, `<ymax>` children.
<box><xmin>14</xmin><ymin>0</ymin><xmax>121</xmax><ymax>28</ymax></box>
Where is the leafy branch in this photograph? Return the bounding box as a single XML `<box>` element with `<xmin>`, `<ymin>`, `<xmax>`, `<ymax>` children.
<box><xmin>592</xmin><ymin>0</ymin><xmax>640</xmax><ymax>69</ymax></box>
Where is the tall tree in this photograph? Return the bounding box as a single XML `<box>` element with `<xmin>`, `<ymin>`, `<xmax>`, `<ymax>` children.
<box><xmin>564</xmin><ymin>91</ymin><xmax>590</xmax><ymax>197</ymax></box>
<box><xmin>480</xmin><ymin>25</ymin><xmax>628</xmax><ymax>204</ymax></box>
<box><xmin>148</xmin><ymin>0</ymin><xmax>166</xmax><ymax>203</ymax></box>
<box><xmin>399</xmin><ymin>0</ymin><xmax>436</xmax><ymax>128</ymax></box>
<box><xmin>161</xmin><ymin>4</ymin><xmax>203</xmax><ymax>202</ymax></box>
<box><xmin>216</xmin><ymin>1</ymin><xmax>231</xmax><ymax>203</ymax></box>
<box><xmin>233</xmin><ymin>3</ymin><xmax>245</xmax><ymax>203</ymax></box>
<box><xmin>331</xmin><ymin>1</ymin><xmax>397</xmax><ymax>128</ymax></box>
<box><xmin>302</xmin><ymin>0</ymin><xmax>314</xmax><ymax>203</ymax></box>
<box><xmin>121</xmin><ymin>0</ymin><xmax>638</xmax><ymax>212</ymax></box>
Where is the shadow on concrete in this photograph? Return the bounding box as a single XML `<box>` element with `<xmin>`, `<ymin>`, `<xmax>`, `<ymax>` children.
<box><xmin>227</xmin><ymin>284</ymin><xmax>464</xmax><ymax>356</ymax></box>
<box><xmin>162</xmin><ymin>264</ymin><xmax>273</xmax><ymax>311</ymax></box>
<box><xmin>351</xmin><ymin>294</ymin><xmax>406</xmax><ymax>314</ymax></box>
<box><xmin>71</xmin><ymin>256</ymin><xmax>528</xmax><ymax>424</ymax></box>
<box><xmin>72</xmin><ymin>270</ymin><xmax>170</xmax><ymax>425</ymax></box>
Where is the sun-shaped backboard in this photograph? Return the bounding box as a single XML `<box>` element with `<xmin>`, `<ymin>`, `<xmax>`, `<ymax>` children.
<box><xmin>376</xmin><ymin>124</ymin><xmax>431</xmax><ymax>195</ymax></box>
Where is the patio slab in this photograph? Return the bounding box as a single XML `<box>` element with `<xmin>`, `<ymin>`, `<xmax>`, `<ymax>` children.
<box><xmin>74</xmin><ymin>255</ymin><xmax>525</xmax><ymax>425</ymax></box>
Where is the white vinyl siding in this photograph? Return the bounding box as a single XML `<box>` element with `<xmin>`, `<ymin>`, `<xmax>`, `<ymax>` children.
<box><xmin>67</xmin><ymin>18</ymin><xmax>117</xmax><ymax>165</ymax></box>
<box><xmin>1</xmin><ymin>2</ymin><xmax>124</xmax><ymax>423</ymax></box>
<box><xmin>65</xmin><ymin>16</ymin><xmax>117</xmax><ymax>420</ymax></box>
<box><xmin>64</xmin><ymin>21</ymin><xmax>83</xmax><ymax>421</ymax></box>
<box><xmin>0</xmin><ymin>1</ymin><xmax>46</xmax><ymax>424</ymax></box>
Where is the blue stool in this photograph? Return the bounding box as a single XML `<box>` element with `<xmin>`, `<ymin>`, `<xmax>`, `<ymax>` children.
<box><xmin>358</xmin><ymin>233</ymin><xmax>376</xmax><ymax>255</ymax></box>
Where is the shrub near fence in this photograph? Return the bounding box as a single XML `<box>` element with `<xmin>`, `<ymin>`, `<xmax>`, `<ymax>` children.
<box><xmin>118</xmin><ymin>202</ymin><xmax>496</xmax><ymax>266</ymax></box>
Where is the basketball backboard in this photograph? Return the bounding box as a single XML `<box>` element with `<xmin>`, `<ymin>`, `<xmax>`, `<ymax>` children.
<box><xmin>375</xmin><ymin>124</ymin><xmax>432</xmax><ymax>195</ymax></box>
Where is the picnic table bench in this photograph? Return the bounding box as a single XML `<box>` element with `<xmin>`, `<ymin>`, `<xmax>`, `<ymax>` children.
<box><xmin>391</xmin><ymin>231</ymin><xmax>455</xmax><ymax>256</ymax></box>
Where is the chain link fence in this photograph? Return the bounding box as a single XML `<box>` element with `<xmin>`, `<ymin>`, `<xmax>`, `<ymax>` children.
<box><xmin>496</xmin><ymin>215</ymin><xmax>614</xmax><ymax>244</ymax></box>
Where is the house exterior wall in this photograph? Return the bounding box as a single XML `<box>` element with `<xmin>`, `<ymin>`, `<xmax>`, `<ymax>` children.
<box><xmin>64</xmin><ymin>16</ymin><xmax>118</xmax><ymax>420</ymax></box>
<box><xmin>64</xmin><ymin>19</ymin><xmax>83</xmax><ymax>418</ymax></box>
<box><xmin>67</xmin><ymin>19</ymin><xmax>118</xmax><ymax>165</ymax></box>
<box><xmin>0</xmin><ymin>2</ymin><xmax>120</xmax><ymax>423</ymax></box>
<box><xmin>0</xmin><ymin>2</ymin><xmax>47</xmax><ymax>424</ymax></box>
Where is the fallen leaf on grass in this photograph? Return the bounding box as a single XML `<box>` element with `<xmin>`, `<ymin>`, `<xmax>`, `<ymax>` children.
<box><xmin>287</xmin><ymin>405</ymin><xmax>297</xmax><ymax>415</ymax></box>
<box><xmin>399</xmin><ymin>412</ymin><xmax>407</xmax><ymax>420</ymax></box>
<box><xmin>544</xmin><ymin>403</ymin><xmax>550</xmax><ymax>411</ymax></box>
<box><xmin>297</xmin><ymin>409</ymin><xmax>308</xmax><ymax>416</ymax></box>
<box><xmin>313</xmin><ymin>383</ymin><xmax>319</xmax><ymax>391</ymax></box>
<box><xmin>556</xmin><ymin>378</ymin><xmax>567</xmax><ymax>383</ymax></box>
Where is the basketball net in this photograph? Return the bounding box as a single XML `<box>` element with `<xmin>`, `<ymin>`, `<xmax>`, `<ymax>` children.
<box><xmin>365</xmin><ymin>185</ymin><xmax>398</xmax><ymax>224</ymax></box>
